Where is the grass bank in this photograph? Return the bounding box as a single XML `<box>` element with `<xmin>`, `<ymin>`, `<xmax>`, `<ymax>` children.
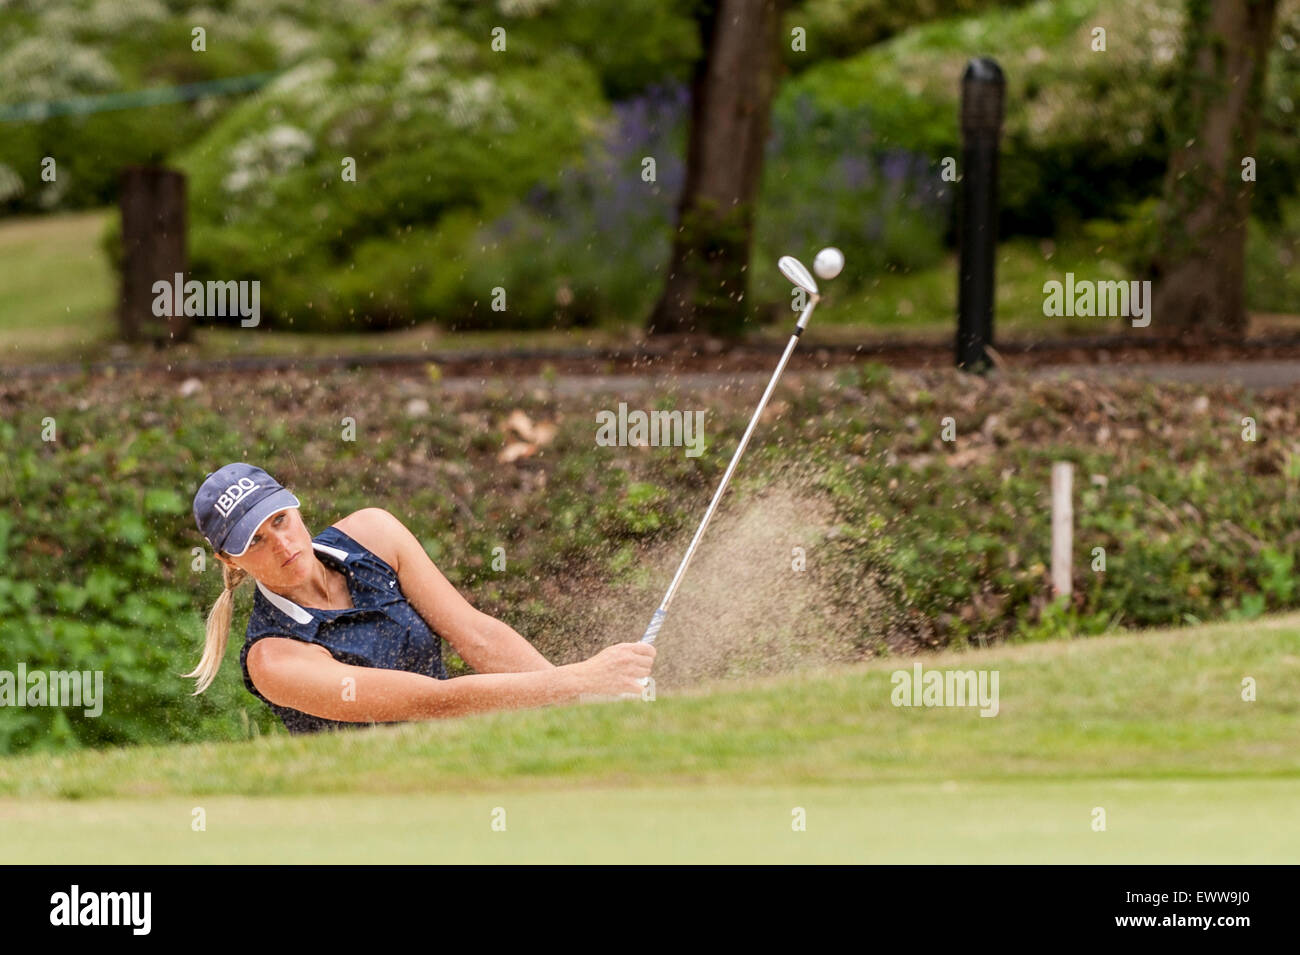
<box><xmin>0</xmin><ymin>613</ymin><xmax>1294</xmax><ymax>862</ymax></box>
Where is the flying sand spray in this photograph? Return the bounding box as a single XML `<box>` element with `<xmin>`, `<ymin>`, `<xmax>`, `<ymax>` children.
<box><xmin>629</xmin><ymin>249</ymin><xmax>844</xmax><ymax>688</ymax></box>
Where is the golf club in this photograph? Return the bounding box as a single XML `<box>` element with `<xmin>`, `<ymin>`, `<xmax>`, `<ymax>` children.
<box><xmin>637</xmin><ymin>250</ymin><xmax>841</xmax><ymax>652</ymax></box>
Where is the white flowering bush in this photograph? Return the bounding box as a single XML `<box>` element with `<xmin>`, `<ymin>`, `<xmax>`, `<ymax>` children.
<box><xmin>222</xmin><ymin>124</ymin><xmax>315</xmax><ymax>197</ymax></box>
<box><xmin>780</xmin><ymin>0</ymin><xmax>1300</xmax><ymax>235</ymax></box>
<box><xmin>176</xmin><ymin>16</ymin><xmax>605</xmax><ymax>330</ymax></box>
<box><xmin>0</xmin><ymin>36</ymin><xmax>119</xmax><ymax>101</ymax></box>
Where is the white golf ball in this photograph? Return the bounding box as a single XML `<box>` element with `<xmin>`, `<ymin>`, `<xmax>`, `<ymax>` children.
<box><xmin>813</xmin><ymin>247</ymin><xmax>844</xmax><ymax>280</ymax></box>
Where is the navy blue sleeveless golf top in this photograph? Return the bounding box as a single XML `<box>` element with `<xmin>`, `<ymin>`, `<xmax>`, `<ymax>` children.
<box><xmin>239</xmin><ymin>524</ymin><xmax>449</xmax><ymax>735</ymax></box>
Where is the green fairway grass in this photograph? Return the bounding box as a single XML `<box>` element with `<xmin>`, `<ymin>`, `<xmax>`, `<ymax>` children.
<box><xmin>0</xmin><ymin>211</ymin><xmax>116</xmax><ymax>357</ymax></box>
<box><xmin>3</xmin><ymin>780</ymin><xmax>1295</xmax><ymax>864</ymax></box>
<box><xmin>1</xmin><ymin>613</ymin><xmax>1296</xmax><ymax>862</ymax></box>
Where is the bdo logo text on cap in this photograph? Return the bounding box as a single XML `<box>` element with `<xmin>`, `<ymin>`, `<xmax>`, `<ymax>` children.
<box><xmin>215</xmin><ymin>477</ymin><xmax>263</xmax><ymax>517</ymax></box>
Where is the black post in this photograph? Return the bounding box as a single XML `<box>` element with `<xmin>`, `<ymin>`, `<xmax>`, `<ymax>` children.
<box><xmin>955</xmin><ymin>58</ymin><xmax>1004</xmax><ymax>374</ymax></box>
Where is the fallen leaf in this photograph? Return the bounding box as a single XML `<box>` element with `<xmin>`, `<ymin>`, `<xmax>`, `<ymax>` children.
<box><xmin>531</xmin><ymin>421</ymin><xmax>558</xmax><ymax>446</ymax></box>
<box><xmin>504</xmin><ymin>409</ymin><xmax>536</xmax><ymax>441</ymax></box>
<box><xmin>947</xmin><ymin>447</ymin><xmax>986</xmax><ymax>468</ymax></box>
<box><xmin>498</xmin><ymin>441</ymin><xmax>537</xmax><ymax>464</ymax></box>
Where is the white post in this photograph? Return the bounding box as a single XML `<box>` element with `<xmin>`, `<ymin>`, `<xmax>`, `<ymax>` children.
<box><xmin>1051</xmin><ymin>461</ymin><xmax>1073</xmax><ymax>599</ymax></box>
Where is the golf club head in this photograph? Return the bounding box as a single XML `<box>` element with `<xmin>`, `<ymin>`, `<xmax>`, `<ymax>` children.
<box><xmin>778</xmin><ymin>255</ymin><xmax>819</xmax><ymax>296</ymax></box>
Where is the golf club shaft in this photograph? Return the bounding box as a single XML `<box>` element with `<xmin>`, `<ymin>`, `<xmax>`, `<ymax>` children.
<box><xmin>639</xmin><ymin>295</ymin><xmax>820</xmax><ymax>645</ymax></box>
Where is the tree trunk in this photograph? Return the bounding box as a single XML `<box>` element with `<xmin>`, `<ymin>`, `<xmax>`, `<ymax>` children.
<box><xmin>1150</xmin><ymin>0</ymin><xmax>1279</xmax><ymax>340</ymax></box>
<box><xmin>119</xmin><ymin>166</ymin><xmax>191</xmax><ymax>346</ymax></box>
<box><xmin>647</xmin><ymin>0</ymin><xmax>786</xmax><ymax>337</ymax></box>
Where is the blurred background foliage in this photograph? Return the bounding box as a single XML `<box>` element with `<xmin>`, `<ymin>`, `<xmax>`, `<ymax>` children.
<box><xmin>0</xmin><ymin>0</ymin><xmax>1295</xmax><ymax>332</ymax></box>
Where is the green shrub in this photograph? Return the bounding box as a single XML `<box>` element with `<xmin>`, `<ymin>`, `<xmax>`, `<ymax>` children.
<box><xmin>8</xmin><ymin>357</ymin><xmax>1300</xmax><ymax>753</ymax></box>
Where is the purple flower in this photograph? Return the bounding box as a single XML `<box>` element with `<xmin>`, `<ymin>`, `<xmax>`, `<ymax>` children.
<box><xmin>840</xmin><ymin>155</ymin><xmax>871</xmax><ymax>190</ymax></box>
<box><xmin>882</xmin><ymin>151</ymin><xmax>909</xmax><ymax>185</ymax></box>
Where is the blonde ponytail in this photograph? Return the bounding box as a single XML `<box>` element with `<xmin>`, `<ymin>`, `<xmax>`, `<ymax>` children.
<box><xmin>184</xmin><ymin>556</ymin><xmax>249</xmax><ymax>694</ymax></box>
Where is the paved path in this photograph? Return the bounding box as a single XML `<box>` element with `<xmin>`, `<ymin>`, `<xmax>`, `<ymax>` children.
<box><xmin>433</xmin><ymin>360</ymin><xmax>1300</xmax><ymax>396</ymax></box>
<box><xmin>1024</xmin><ymin>360</ymin><xmax>1300</xmax><ymax>390</ymax></box>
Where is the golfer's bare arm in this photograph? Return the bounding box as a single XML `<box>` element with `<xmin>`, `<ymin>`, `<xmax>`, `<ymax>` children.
<box><xmin>245</xmin><ymin>508</ymin><xmax>654</xmax><ymax>721</ymax></box>
<box><xmin>350</xmin><ymin>507</ymin><xmax>553</xmax><ymax>675</ymax></box>
<box><xmin>245</xmin><ymin>638</ymin><xmax>583</xmax><ymax>722</ymax></box>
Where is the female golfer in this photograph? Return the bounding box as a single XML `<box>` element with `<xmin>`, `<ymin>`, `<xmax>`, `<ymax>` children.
<box><xmin>186</xmin><ymin>462</ymin><xmax>655</xmax><ymax>734</ymax></box>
